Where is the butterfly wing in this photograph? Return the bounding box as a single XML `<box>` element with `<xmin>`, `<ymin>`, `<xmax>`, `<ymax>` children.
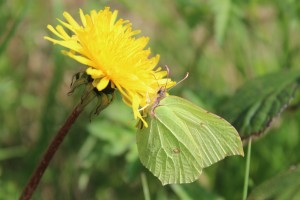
<box><xmin>136</xmin><ymin>95</ymin><xmax>244</xmax><ymax>185</ymax></box>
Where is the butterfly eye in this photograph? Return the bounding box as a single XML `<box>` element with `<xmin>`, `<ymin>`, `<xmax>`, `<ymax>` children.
<box><xmin>157</xmin><ymin>87</ymin><xmax>166</xmax><ymax>95</ymax></box>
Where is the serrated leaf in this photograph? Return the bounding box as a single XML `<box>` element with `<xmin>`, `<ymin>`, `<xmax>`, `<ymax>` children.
<box><xmin>248</xmin><ymin>166</ymin><xmax>300</xmax><ymax>200</ymax></box>
<box><xmin>137</xmin><ymin>96</ymin><xmax>243</xmax><ymax>185</ymax></box>
<box><xmin>219</xmin><ymin>70</ymin><xmax>300</xmax><ymax>141</ymax></box>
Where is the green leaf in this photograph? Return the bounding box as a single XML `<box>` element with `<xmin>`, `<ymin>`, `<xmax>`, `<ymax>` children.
<box><xmin>248</xmin><ymin>165</ymin><xmax>300</xmax><ymax>200</ymax></box>
<box><xmin>219</xmin><ymin>70</ymin><xmax>300</xmax><ymax>141</ymax></box>
<box><xmin>88</xmin><ymin>121</ymin><xmax>134</xmax><ymax>156</ymax></box>
<box><xmin>137</xmin><ymin>96</ymin><xmax>244</xmax><ymax>185</ymax></box>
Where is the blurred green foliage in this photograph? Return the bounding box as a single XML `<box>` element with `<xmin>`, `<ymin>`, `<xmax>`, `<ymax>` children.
<box><xmin>1</xmin><ymin>0</ymin><xmax>300</xmax><ymax>199</ymax></box>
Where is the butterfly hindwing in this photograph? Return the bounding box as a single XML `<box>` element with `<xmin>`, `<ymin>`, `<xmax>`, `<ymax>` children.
<box><xmin>136</xmin><ymin>95</ymin><xmax>244</xmax><ymax>185</ymax></box>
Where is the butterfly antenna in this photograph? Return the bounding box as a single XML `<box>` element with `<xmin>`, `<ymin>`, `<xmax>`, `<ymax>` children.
<box><xmin>168</xmin><ymin>72</ymin><xmax>189</xmax><ymax>91</ymax></box>
<box><xmin>153</xmin><ymin>65</ymin><xmax>170</xmax><ymax>93</ymax></box>
<box><xmin>165</xmin><ymin>65</ymin><xmax>170</xmax><ymax>78</ymax></box>
<box><xmin>151</xmin><ymin>72</ymin><xmax>160</xmax><ymax>88</ymax></box>
<box><xmin>163</xmin><ymin>65</ymin><xmax>170</xmax><ymax>89</ymax></box>
<box><xmin>176</xmin><ymin>72</ymin><xmax>189</xmax><ymax>86</ymax></box>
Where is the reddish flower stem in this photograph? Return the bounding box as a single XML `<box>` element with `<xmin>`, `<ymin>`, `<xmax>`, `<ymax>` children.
<box><xmin>19</xmin><ymin>102</ymin><xmax>85</xmax><ymax>200</ymax></box>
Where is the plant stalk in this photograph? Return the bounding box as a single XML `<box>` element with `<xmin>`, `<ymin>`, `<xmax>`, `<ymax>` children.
<box><xmin>19</xmin><ymin>102</ymin><xmax>85</xmax><ymax>200</ymax></box>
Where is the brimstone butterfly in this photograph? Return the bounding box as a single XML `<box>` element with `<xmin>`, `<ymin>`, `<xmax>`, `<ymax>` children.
<box><xmin>136</xmin><ymin>82</ymin><xmax>244</xmax><ymax>185</ymax></box>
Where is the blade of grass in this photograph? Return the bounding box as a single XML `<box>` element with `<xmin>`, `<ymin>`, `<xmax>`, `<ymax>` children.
<box><xmin>23</xmin><ymin>46</ymin><xmax>67</xmax><ymax>180</ymax></box>
<box><xmin>171</xmin><ymin>185</ymin><xmax>193</xmax><ymax>200</ymax></box>
<box><xmin>242</xmin><ymin>137</ymin><xmax>252</xmax><ymax>200</ymax></box>
<box><xmin>0</xmin><ymin>146</ymin><xmax>26</xmax><ymax>161</ymax></box>
<box><xmin>0</xmin><ymin>0</ymin><xmax>32</xmax><ymax>55</ymax></box>
<box><xmin>141</xmin><ymin>173</ymin><xmax>151</xmax><ymax>200</ymax></box>
<box><xmin>24</xmin><ymin>0</ymin><xmax>66</xmax><ymax>176</ymax></box>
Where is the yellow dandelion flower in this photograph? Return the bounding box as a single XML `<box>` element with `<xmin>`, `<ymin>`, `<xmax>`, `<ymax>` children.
<box><xmin>44</xmin><ymin>7</ymin><xmax>175</xmax><ymax>127</ymax></box>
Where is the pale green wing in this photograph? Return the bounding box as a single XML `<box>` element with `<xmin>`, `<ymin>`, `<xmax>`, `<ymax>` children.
<box><xmin>136</xmin><ymin>95</ymin><xmax>244</xmax><ymax>185</ymax></box>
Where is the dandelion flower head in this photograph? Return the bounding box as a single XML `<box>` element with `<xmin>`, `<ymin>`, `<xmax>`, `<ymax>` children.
<box><xmin>44</xmin><ymin>7</ymin><xmax>175</xmax><ymax>126</ymax></box>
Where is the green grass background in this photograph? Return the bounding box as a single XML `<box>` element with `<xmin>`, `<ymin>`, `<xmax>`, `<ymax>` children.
<box><xmin>1</xmin><ymin>0</ymin><xmax>300</xmax><ymax>199</ymax></box>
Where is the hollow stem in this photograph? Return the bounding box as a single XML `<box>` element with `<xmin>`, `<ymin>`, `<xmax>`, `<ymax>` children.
<box><xmin>19</xmin><ymin>101</ymin><xmax>85</xmax><ymax>200</ymax></box>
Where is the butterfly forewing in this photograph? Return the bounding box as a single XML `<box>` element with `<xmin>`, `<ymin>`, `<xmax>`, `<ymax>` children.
<box><xmin>136</xmin><ymin>95</ymin><xmax>244</xmax><ymax>185</ymax></box>
<box><xmin>137</xmin><ymin>105</ymin><xmax>203</xmax><ymax>185</ymax></box>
